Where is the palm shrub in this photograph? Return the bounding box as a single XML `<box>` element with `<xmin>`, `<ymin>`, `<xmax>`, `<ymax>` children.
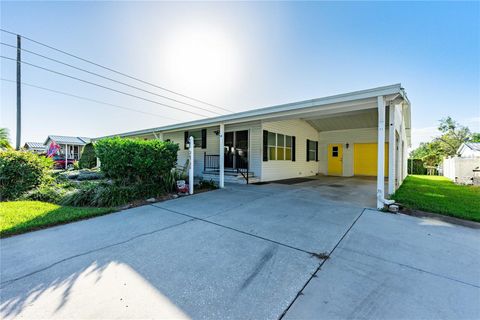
<box><xmin>79</xmin><ymin>143</ymin><xmax>97</xmax><ymax>169</ymax></box>
<box><xmin>0</xmin><ymin>150</ymin><xmax>53</xmax><ymax>200</ymax></box>
<box><xmin>95</xmin><ymin>137</ymin><xmax>179</xmax><ymax>185</ymax></box>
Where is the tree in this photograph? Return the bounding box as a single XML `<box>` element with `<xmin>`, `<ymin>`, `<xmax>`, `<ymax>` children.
<box><xmin>471</xmin><ymin>132</ymin><xmax>480</xmax><ymax>142</ymax></box>
<box><xmin>435</xmin><ymin>117</ymin><xmax>470</xmax><ymax>156</ymax></box>
<box><xmin>0</xmin><ymin>128</ymin><xmax>12</xmax><ymax>150</ymax></box>
<box><xmin>78</xmin><ymin>143</ymin><xmax>97</xmax><ymax>169</ymax></box>
<box><xmin>409</xmin><ymin>117</ymin><xmax>475</xmax><ymax>167</ymax></box>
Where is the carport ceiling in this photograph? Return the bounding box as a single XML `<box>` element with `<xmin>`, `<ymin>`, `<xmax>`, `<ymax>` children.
<box><xmin>303</xmin><ymin>108</ymin><xmax>390</xmax><ymax>131</ymax></box>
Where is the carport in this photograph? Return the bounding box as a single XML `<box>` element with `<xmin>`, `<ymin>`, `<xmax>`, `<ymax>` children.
<box><xmin>98</xmin><ymin>84</ymin><xmax>411</xmax><ymax>210</ymax></box>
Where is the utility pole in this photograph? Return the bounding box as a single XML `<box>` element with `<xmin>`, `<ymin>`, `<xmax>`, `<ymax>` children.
<box><xmin>16</xmin><ymin>35</ymin><xmax>21</xmax><ymax>150</ymax></box>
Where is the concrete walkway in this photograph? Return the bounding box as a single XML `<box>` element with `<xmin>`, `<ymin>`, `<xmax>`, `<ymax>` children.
<box><xmin>1</xmin><ymin>178</ymin><xmax>479</xmax><ymax>319</ymax></box>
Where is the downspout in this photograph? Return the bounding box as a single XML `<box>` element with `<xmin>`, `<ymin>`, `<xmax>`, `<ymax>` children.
<box><xmin>377</xmin><ymin>96</ymin><xmax>395</xmax><ymax>209</ymax></box>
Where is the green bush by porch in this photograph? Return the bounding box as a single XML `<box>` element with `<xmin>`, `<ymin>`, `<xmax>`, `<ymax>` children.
<box><xmin>392</xmin><ymin>175</ymin><xmax>480</xmax><ymax>222</ymax></box>
<box><xmin>95</xmin><ymin>137</ymin><xmax>179</xmax><ymax>185</ymax></box>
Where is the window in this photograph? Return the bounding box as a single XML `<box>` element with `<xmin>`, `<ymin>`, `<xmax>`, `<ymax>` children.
<box><xmin>332</xmin><ymin>146</ymin><xmax>338</xmax><ymax>157</ymax></box>
<box><xmin>189</xmin><ymin>130</ymin><xmax>202</xmax><ymax>147</ymax></box>
<box><xmin>285</xmin><ymin>135</ymin><xmax>292</xmax><ymax>160</ymax></box>
<box><xmin>308</xmin><ymin>140</ymin><xmax>316</xmax><ymax>161</ymax></box>
<box><xmin>267</xmin><ymin>132</ymin><xmax>293</xmax><ymax>161</ymax></box>
<box><xmin>277</xmin><ymin>134</ymin><xmax>285</xmax><ymax>160</ymax></box>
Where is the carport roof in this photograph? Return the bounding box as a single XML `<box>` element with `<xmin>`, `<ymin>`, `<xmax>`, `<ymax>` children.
<box><xmin>96</xmin><ymin>83</ymin><xmax>410</xmax><ymax>139</ymax></box>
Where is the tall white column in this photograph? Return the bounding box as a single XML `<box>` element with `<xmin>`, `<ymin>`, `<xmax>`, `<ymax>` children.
<box><xmin>388</xmin><ymin>103</ymin><xmax>396</xmax><ymax>195</ymax></box>
<box><xmin>189</xmin><ymin>136</ymin><xmax>194</xmax><ymax>195</ymax></box>
<box><xmin>377</xmin><ymin>96</ymin><xmax>386</xmax><ymax>209</ymax></box>
<box><xmin>219</xmin><ymin>123</ymin><xmax>225</xmax><ymax>188</ymax></box>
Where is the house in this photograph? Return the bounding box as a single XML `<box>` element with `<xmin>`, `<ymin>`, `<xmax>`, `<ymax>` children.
<box><xmin>44</xmin><ymin>135</ymin><xmax>91</xmax><ymax>160</ymax></box>
<box><xmin>457</xmin><ymin>142</ymin><xmax>480</xmax><ymax>158</ymax></box>
<box><xmin>23</xmin><ymin>142</ymin><xmax>46</xmax><ymax>154</ymax></box>
<box><xmin>442</xmin><ymin>142</ymin><xmax>480</xmax><ymax>184</ymax></box>
<box><xmin>98</xmin><ymin>84</ymin><xmax>411</xmax><ymax>209</ymax></box>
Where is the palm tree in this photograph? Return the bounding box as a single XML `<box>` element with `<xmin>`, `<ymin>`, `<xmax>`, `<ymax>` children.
<box><xmin>0</xmin><ymin>128</ymin><xmax>12</xmax><ymax>149</ymax></box>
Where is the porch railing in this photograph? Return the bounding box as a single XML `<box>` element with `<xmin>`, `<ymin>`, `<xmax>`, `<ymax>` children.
<box><xmin>203</xmin><ymin>152</ymin><xmax>250</xmax><ymax>184</ymax></box>
<box><xmin>204</xmin><ymin>153</ymin><xmax>220</xmax><ymax>171</ymax></box>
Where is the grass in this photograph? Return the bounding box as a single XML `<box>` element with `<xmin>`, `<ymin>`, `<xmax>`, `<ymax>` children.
<box><xmin>0</xmin><ymin>201</ymin><xmax>115</xmax><ymax>238</ymax></box>
<box><xmin>392</xmin><ymin>175</ymin><xmax>480</xmax><ymax>222</ymax></box>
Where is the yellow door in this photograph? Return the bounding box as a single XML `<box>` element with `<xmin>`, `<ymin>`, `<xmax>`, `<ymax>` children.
<box><xmin>354</xmin><ymin>143</ymin><xmax>389</xmax><ymax>176</ymax></box>
<box><xmin>328</xmin><ymin>144</ymin><xmax>343</xmax><ymax>176</ymax></box>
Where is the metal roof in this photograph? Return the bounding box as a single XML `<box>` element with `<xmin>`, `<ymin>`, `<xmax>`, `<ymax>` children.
<box><xmin>465</xmin><ymin>142</ymin><xmax>480</xmax><ymax>152</ymax></box>
<box><xmin>24</xmin><ymin>142</ymin><xmax>45</xmax><ymax>149</ymax></box>
<box><xmin>44</xmin><ymin>135</ymin><xmax>91</xmax><ymax>145</ymax></box>
<box><xmin>96</xmin><ymin>83</ymin><xmax>410</xmax><ymax>139</ymax></box>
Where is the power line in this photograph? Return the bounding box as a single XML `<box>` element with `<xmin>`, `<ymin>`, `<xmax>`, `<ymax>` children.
<box><xmin>1</xmin><ymin>78</ymin><xmax>182</xmax><ymax>122</ymax></box>
<box><xmin>1</xmin><ymin>55</ymin><xmax>212</xmax><ymax>118</ymax></box>
<box><xmin>0</xmin><ymin>42</ymin><xmax>223</xmax><ymax>116</ymax></box>
<box><xmin>0</xmin><ymin>28</ymin><xmax>234</xmax><ymax>113</ymax></box>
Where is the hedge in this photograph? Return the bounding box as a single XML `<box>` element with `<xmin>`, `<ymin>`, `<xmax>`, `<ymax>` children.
<box><xmin>407</xmin><ymin>158</ymin><xmax>427</xmax><ymax>175</ymax></box>
<box><xmin>0</xmin><ymin>150</ymin><xmax>53</xmax><ymax>200</ymax></box>
<box><xmin>79</xmin><ymin>143</ymin><xmax>97</xmax><ymax>169</ymax></box>
<box><xmin>95</xmin><ymin>137</ymin><xmax>179</xmax><ymax>185</ymax></box>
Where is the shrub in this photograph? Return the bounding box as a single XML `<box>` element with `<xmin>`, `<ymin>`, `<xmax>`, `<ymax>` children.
<box><xmin>79</xmin><ymin>143</ymin><xmax>97</xmax><ymax>169</ymax></box>
<box><xmin>407</xmin><ymin>159</ymin><xmax>427</xmax><ymax>175</ymax></box>
<box><xmin>61</xmin><ymin>181</ymin><xmax>165</xmax><ymax>207</ymax></box>
<box><xmin>95</xmin><ymin>137</ymin><xmax>179</xmax><ymax>185</ymax></box>
<box><xmin>0</xmin><ymin>150</ymin><xmax>53</xmax><ymax>200</ymax></box>
<box><xmin>21</xmin><ymin>184</ymin><xmax>67</xmax><ymax>203</ymax></box>
<box><xmin>197</xmin><ymin>178</ymin><xmax>218</xmax><ymax>190</ymax></box>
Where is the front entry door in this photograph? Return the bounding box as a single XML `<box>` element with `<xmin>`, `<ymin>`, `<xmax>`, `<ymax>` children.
<box><xmin>224</xmin><ymin>130</ymin><xmax>248</xmax><ymax>169</ymax></box>
<box><xmin>328</xmin><ymin>144</ymin><xmax>343</xmax><ymax>176</ymax></box>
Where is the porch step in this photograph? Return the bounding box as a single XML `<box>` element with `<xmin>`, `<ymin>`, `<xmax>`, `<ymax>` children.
<box><xmin>202</xmin><ymin>171</ymin><xmax>258</xmax><ymax>184</ymax></box>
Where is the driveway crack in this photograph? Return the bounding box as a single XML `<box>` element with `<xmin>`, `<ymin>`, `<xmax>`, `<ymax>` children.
<box><xmin>278</xmin><ymin>207</ymin><xmax>367</xmax><ymax>320</ymax></box>
<box><xmin>151</xmin><ymin>204</ymin><xmax>317</xmax><ymax>256</ymax></box>
<box><xmin>0</xmin><ymin>219</ymin><xmax>194</xmax><ymax>288</ymax></box>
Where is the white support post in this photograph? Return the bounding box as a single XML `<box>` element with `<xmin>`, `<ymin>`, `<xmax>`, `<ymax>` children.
<box><xmin>388</xmin><ymin>103</ymin><xmax>396</xmax><ymax>195</ymax></box>
<box><xmin>377</xmin><ymin>96</ymin><xmax>386</xmax><ymax>209</ymax></box>
<box><xmin>189</xmin><ymin>136</ymin><xmax>194</xmax><ymax>195</ymax></box>
<box><xmin>219</xmin><ymin>123</ymin><xmax>225</xmax><ymax>188</ymax></box>
<box><xmin>65</xmin><ymin>144</ymin><xmax>68</xmax><ymax>170</ymax></box>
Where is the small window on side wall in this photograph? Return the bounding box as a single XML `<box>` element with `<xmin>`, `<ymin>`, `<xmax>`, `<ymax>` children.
<box><xmin>308</xmin><ymin>140</ymin><xmax>316</xmax><ymax>161</ymax></box>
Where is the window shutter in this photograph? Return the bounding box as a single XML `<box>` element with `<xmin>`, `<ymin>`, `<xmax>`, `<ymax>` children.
<box><xmin>315</xmin><ymin>141</ymin><xmax>319</xmax><ymax>162</ymax></box>
<box><xmin>263</xmin><ymin>130</ymin><xmax>268</xmax><ymax>161</ymax></box>
<box><xmin>306</xmin><ymin>139</ymin><xmax>310</xmax><ymax>162</ymax></box>
<box><xmin>292</xmin><ymin>136</ymin><xmax>296</xmax><ymax>162</ymax></box>
<box><xmin>201</xmin><ymin>129</ymin><xmax>207</xmax><ymax>149</ymax></box>
<box><xmin>184</xmin><ymin>131</ymin><xmax>189</xmax><ymax>150</ymax></box>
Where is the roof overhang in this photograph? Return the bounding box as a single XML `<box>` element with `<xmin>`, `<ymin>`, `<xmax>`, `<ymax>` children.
<box><xmin>95</xmin><ymin>83</ymin><xmax>410</xmax><ymax>140</ymax></box>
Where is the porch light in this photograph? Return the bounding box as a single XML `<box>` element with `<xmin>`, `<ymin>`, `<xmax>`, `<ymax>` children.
<box><xmin>346</xmin><ymin>143</ymin><xmax>349</xmax><ymax>149</ymax></box>
<box><xmin>214</xmin><ymin>130</ymin><xmax>220</xmax><ymax>136</ymax></box>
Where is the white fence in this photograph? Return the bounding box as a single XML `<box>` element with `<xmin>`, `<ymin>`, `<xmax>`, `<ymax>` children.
<box><xmin>442</xmin><ymin>157</ymin><xmax>480</xmax><ymax>185</ymax></box>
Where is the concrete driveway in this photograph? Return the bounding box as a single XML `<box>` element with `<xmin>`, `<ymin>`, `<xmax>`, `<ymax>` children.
<box><xmin>1</xmin><ymin>177</ymin><xmax>479</xmax><ymax>319</ymax></box>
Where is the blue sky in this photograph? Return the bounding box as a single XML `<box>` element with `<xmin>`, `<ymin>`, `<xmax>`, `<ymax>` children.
<box><xmin>1</xmin><ymin>1</ymin><xmax>479</xmax><ymax>148</ymax></box>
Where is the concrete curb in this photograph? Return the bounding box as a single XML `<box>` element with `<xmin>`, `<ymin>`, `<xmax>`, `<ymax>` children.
<box><xmin>400</xmin><ymin>209</ymin><xmax>480</xmax><ymax>229</ymax></box>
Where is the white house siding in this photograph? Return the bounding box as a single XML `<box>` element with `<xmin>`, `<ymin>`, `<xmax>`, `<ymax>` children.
<box><xmin>261</xmin><ymin>119</ymin><xmax>320</xmax><ymax>181</ymax></box>
<box><xmin>163</xmin><ymin>126</ymin><xmax>219</xmax><ymax>177</ymax></box>
<box><xmin>160</xmin><ymin>121</ymin><xmax>263</xmax><ymax>179</ymax></box>
<box><xmin>318</xmin><ymin>127</ymin><xmax>390</xmax><ymax>177</ymax></box>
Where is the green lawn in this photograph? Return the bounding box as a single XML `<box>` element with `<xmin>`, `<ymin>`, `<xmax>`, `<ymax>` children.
<box><xmin>0</xmin><ymin>201</ymin><xmax>115</xmax><ymax>238</ymax></box>
<box><xmin>392</xmin><ymin>175</ymin><xmax>480</xmax><ymax>222</ymax></box>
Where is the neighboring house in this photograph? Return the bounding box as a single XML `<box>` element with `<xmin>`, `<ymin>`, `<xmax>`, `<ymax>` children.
<box><xmin>23</xmin><ymin>142</ymin><xmax>46</xmax><ymax>154</ymax></box>
<box><xmin>97</xmin><ymin>84</ymin><xmax>411</xmax><ymax>209</ymax></box>
<box><xmin>442</xmin><ymin>142</ymin><xmax>480</xmax><ymax>184</ymax></box>
<box><xmin>457</xmin><ymin>142</ymin><xmax>480</xmax><ymax>158</ymax></box>
<box><xmin>44</xmin><ymin>135</ymin><xmax>91</xmax><ymax>161</ymax></box>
